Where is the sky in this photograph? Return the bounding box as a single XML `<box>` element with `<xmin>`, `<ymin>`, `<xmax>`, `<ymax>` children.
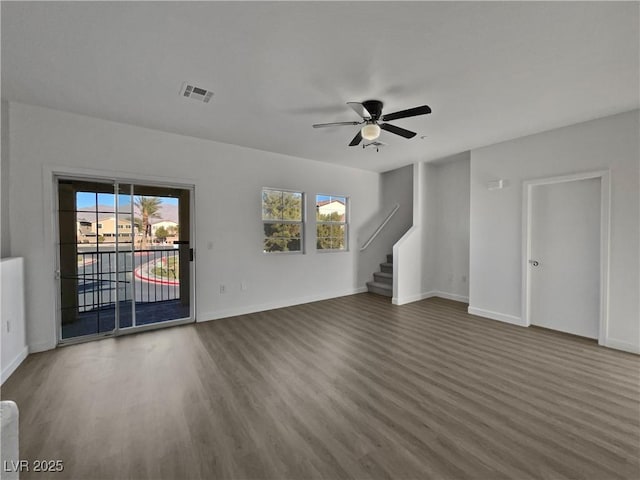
<box><xmin>316</xmin><ymin>194</ymin><xmax>345</xmax><ymax>204</ymax></box>
<box><xmin>76</xmin><ymin>192</ymin><xmax>178</xmax><ymax>209</ymax></box>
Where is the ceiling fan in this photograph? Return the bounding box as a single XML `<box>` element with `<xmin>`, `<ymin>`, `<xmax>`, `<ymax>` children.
<box><xmin>312</xmin><ymin>100</ymin><xmax>431</xmax><ymax>147</ymax></box>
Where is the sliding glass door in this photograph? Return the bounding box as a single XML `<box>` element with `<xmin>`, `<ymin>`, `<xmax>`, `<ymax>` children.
<box><xmin>131</xmin><ymin>184</ymin><xmax>191</xmax><ymax>327</ymax></box>
<box><xmin>56</xmin><ymin>177</ymin><xmax>192</xmax><ymax>342</ymax></box>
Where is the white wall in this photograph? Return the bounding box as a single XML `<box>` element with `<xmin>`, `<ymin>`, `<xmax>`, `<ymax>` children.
<box><xmin>469</xmin><ymin>110</ymin><xmax>639</xmax><ymax>353</ymax></box>
<box><xmin>432</xmin><ymin>153</ymin><xmax>470</xmax><ymax>301</ymax></box>
<box><xmin>380</xmin><ymin>164</ymin><xmax>413</xmax><ymax>246</ymax></box>
<box><xmin>1</xmin><ymin>100</ymin><xmax>10</xmax><ymax>258</ymax></box>
<box><xmin>420</xmin><ymin>162</ymin><xmax>439</xmax><ymax>296</ymax></box>
<box><xmin>394</xmin><ymin>163</ymin><xmax>425</xmax><ymax>304</ymax></box>
<box><xmin>1</xmin><ymin>258</ymin><xmax>28</xmax><ymax>383</ymax></box>
<box><xmin>395</xmin><ymin>154</ymin><xmax>471</xmax><ymax>305</ymax></box>
<box><xmin>6</xmin><ymin>102</ymin><xmax>383</xmax><ymax>352</ymax></box>
<box><xmin>357</xmin><ymin>164</ymin><xmax>413</xmax><ymax>291</ymax></box>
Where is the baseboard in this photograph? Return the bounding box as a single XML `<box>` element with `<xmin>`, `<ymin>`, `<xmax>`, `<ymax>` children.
<box><xmin>1</xmin><ymin>346</ymin><xmax>29</xmax><ymax>384</ymax></box>
<box><xmin>351</xmin><ymin>286</ymin><xmax>370</xmax><ymax>294</ymax></box>
<box><xmin>28</xmin><ymin>340</ymin><xmax>57</xmax><ymax>353</ymax></box>
<box><xmin>393</xmin><ymin>291</ymin><xmax>436</xmax><ymax>305</ymax></box>
<box><xmin>433</xmin><ymin>291</ymin><xmax>469</xmax><ymax>303</ymax></box>
<box><xmin>393</xmin><ymin>291</ymin><xmax>469</xmax><ymax>306</ymax></box>
<box><xmin>200</xmin><ymin>286</ymin><xmax>368</xmax><ymax>322</ymax></box>
<box><xmin>601</xmin><ymin>338</ymin><xmax>640</xmax><ymax>355</ymax></box>
<box><xmin>467</xmin><ymin>306</ymin><xmax>526</xmax><ymax>327</ymax></box>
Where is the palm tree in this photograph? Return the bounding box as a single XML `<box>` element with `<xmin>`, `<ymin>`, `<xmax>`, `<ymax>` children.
<box><xmin>135</xmin><ymin>196</ymin><xmax>162</xmax><ymax>249</ymax></box>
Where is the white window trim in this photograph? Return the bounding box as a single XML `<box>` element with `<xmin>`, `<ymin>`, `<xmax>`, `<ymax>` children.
<box><xmin>315</xmin><ymin>193</ymin><xmax>349</xmax><ymax>253</ymax></box>
<box><xmin>262</xmin><ymin>187</ymin><xmax>306</xmax><ymax>254</ymax></box>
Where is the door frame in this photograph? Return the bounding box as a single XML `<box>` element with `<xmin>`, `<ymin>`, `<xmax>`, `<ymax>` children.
<box><xmin>521</xmin><ymin>170</ymin><xmax>610</xmax><ymax>345</ymax></box>
<box><xmin>45</xmin><ymin>165</ymin><xmax>197</xmax><ymax>346</ymax></box>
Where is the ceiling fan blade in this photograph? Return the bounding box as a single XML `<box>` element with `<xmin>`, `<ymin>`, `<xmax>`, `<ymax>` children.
<box><xmin>381</xmin><ymin>105</ymin><xmax>431</xmax><ymax>122</ymax></box>
<box><xmin>380</xmin><ymin>123</ymin><xmax>417</xmax><ymax>139</ymax></box>
<box><xmin>347</xmin><ymin>102</ymin><xmax>372</xmax><ymax>120</ymax></box>
<box><xmin>349</xmin><ymin>130</ymin><xmax>363</xmax><ymax>146</ymax></box>
<box><xmin>313</xmin><ymin>121</ymin><xmax>361</xmax><ymax>128</ymax></box>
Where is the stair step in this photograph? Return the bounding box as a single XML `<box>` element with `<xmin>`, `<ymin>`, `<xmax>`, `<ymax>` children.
<box><xmin>380</xmin><ymin>262</ymin><xmax>393</xmax><ymax>274</ymax></box>
<box><xmin>373</xmin><ymin>271</ymin><xmax>393</xmax><ymax>285</ymax></box>
<box><xmin>386</xmin><ymin>253</ymin><xmax>393</xmax><ymax>264</ymax></box>
<box><xmin>367</xmin><ymin>281</ymin><xmax>392</xmax><ymax>297</ymax></box>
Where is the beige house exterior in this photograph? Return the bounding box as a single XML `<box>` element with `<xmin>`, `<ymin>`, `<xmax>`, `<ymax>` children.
<box><xmin>76</xmin><ymin>216</ymin><xmax>135</xmax><ymax>243</ymax></box>
<box><xmin>151</xmin><ymin>220</ymin><xmax>178</xmax><ymax>236</ymax></box>
<box><xmin>76</xmin><ymin>216</ymin><xmax>178</xmax><ymax>245</ymax></box>
<box><xmin>76</xmin><ymin>220</ymin><xmax>92</xmax><ymax>243</ymax></box>
<box><xmin>150</xmin><ymin>220</ymin><xmax>179</xmax><ymax>244</ymax></box>
<box><xmin>317</xmin><ymin>199</ymin><xmax>345</xmax><ymax>220</ymax></box>
<box><xmin>94</xmin><ymin>217</ymin><xmax>134</xmax><ymax>242</ymax></box>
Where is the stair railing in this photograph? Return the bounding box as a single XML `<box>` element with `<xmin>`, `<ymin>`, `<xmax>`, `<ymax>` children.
<box><xmin>360</xmin><ymin>204</ymin><xmax>400</xmax><ymax>251</ymax></box>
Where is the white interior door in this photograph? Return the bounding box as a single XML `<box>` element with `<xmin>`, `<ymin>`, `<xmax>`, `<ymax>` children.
<box><xmin>529</xmin><ymin>177</ymin><xmax>601</xmax><ymax>339</ymax></box>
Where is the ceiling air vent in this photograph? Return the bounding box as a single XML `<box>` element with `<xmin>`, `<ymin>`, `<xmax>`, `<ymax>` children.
<box><xmin>179</xmin><ymin>82</ymin><xmax>214</xmax><ymax>103</ymax></box>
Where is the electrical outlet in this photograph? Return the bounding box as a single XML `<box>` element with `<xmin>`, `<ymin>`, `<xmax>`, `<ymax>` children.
<box><xmin>240</xmin><ymin>281</ymin><xmax>247</xmax><ymax>291</ymax></box>
<box><xmin>219</xmin><ymin>284</ymin><xmax>226</xmax><ymax>294</ymax></box>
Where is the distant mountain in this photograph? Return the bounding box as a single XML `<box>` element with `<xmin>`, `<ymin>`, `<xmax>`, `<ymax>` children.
<box><xmin>154</xmin><ymin>204</ymin><xmax>179</xmax><ymax>224</ymax></box>
<box><xmin>76</xmin><ymin>203</ymin><xmax>179</xmax><ymax>224</ymax></box>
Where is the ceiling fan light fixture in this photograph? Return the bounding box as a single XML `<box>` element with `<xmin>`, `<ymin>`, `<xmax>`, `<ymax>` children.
<box><xmin>361</xmin><ymin>123</ymin><xmax>381</xmax><ymax>141</ymax></box>
<box><xmin>312</xmin><ymin>100</ymin><xmax>431</xmax><ymax>147</ymax></box>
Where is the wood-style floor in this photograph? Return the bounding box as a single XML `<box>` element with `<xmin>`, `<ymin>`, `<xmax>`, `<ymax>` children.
<box><xmin>2</xmin><ymin>295</ymin><xmax>639</xmax><ymax>480</ymax></box>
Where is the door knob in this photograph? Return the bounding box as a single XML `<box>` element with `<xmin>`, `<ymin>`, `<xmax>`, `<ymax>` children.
<box><xmin>529</xmin><ymin>260</ymin><xmax>539</xmax><ymax>267</ymax></box>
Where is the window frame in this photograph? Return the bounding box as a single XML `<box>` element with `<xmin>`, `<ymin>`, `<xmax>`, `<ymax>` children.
<box><xmin>315</xmin><ymin>193</ymin><xmax>349</xmax><ymax>253</ymax></box>
<box><xmin>261</xmin><ymin>187</ymin><xmax>305</xmax><ymax>254</ymax></box>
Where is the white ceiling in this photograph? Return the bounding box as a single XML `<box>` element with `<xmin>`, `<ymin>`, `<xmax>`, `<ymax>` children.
<box><xmin>2</xmin><ymin>2</ymin><xmax>638</xmax><ymax>172</ymax></box>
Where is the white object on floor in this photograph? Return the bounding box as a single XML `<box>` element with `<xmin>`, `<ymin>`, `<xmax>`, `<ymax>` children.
<box><xmin>1</xmin><ymin>400</ymin><xmax>19</xmax><ymax>479</ymax></box>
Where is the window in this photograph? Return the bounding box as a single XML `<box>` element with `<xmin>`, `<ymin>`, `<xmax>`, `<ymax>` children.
<box><xmin>316</xmin><ymin>194</ymin><xmax>347</xmax><ymax>251</ymax></box>
<box><xmin>262</xmin><ymin>188</ymin><xmax>304</xmax><ymax>253</ymax></box>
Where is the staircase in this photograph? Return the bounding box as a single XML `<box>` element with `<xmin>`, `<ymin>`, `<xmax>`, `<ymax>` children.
<box><xmin>366</xmin><ymin>253</ymin><xmax>393</xmax><ymax>297</ymax></box>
